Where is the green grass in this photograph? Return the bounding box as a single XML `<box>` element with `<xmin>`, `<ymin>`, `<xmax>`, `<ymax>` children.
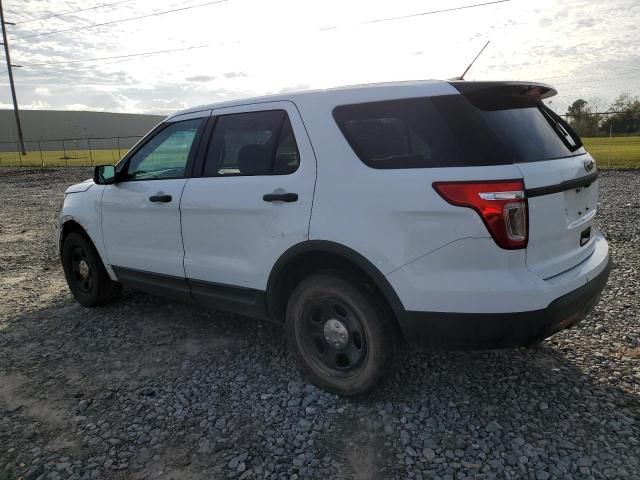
<box><xmin>0</xmin><ymin>149</ymin><xmax>123</xmax><ymax>167</ymax></box>
<box><xmin>1</xmin><ymin>136</ymin><xmax>640</xmax><ymax>168</ymax></box>
<box><xmin>582</xmin><ymin>136</ymin><xmax>640</xmax><ymax>168</ymax></box>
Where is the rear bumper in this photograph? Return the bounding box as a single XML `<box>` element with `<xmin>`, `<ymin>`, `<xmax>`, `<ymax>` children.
<box><xmin>397</xmin><ymin>257</ymin><xmax>611</xmax><ymax>349</ymax></box>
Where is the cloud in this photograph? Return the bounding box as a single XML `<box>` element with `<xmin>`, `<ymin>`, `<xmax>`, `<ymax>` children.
<box><xmin>65</xmin><ymin>103</ymin><xmax>92</xmax><ymax>111</ymax></box>
<box><xmin>278</xmin><ymin>84</ymin><xmax>311</xmax><ymax>93</ymax></box>
<box><xmin>185</xmin><ymin>75</ymin><xmax>217</xmax><ymax>82</ymax></box>
<box><xmin>223</xmin><ymin>71</ymin><xmax>247</xmax><ymax>79</ymax></box>
<box><xmin>538</xmin><ymin>17</ymin><xmax>552</xmax><ymax>27</ymax></box>
<box><xmin>1</xmin><ymin>0</ymin><xmax>638</xmax><ymax>115</ymax></box>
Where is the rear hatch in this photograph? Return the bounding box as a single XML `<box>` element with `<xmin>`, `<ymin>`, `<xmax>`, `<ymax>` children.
<box><xmin>450</xmin><ymin>82</ymin><xmax>599</xmax><ymax>279</ymax></box>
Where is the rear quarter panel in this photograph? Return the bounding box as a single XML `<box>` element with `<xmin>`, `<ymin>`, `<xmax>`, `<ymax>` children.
<box><xmin>295</xmin><ymin>90</ymin><xmax>525</xmax><ymax>276</ymax></box>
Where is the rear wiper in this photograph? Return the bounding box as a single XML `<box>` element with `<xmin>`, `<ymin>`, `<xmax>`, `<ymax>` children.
<box><xmin>539</xmin><ymin>106</ymin><xmax>580</xmax><ymax>151</ymax></box>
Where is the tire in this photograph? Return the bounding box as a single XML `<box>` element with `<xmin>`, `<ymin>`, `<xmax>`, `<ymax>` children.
<box><xmin>61</xmin><ymin>231</ymin><xmax>121</xmax><ymax>307</ymax></box>
<box><xmin>285</xmin><ymin>273</ymin><xmax>399</xmax><ymax>396</ymax></box>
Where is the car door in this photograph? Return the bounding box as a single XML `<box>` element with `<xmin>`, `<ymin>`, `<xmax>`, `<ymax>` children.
<box><xmin>101</xmin><ymin>111</ymin><xmax>209</xmax><ymax>295</ymax></box>
<box><xmin>180</xmin><ymin>102</ymin><xmax>316</xmax><ymax>314</ymax></box>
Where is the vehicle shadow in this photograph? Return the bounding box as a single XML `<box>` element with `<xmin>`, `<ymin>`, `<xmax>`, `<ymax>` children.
<box><xmin>1</xmin><ymin>289</ymin><xmax>638</xmax><ymax>479</ymax></box>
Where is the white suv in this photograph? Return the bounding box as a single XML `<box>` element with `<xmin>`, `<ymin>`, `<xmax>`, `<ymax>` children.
<box><xmin>57</xmin><ymin>80</ymin><xmax>610</xmax><ymax>395</ymax></box>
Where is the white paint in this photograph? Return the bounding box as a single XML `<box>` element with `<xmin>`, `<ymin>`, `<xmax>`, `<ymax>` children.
<box><xmin>59</xmin><ymin>81</ymin><xmax>610</xmax><ymax>316</ymax></box>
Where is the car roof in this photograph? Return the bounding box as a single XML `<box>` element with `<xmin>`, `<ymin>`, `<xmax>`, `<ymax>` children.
<box><xmin>166</xmin><ymin>79</ymin><xmax>455</xmax><ymax>120</ymax></box>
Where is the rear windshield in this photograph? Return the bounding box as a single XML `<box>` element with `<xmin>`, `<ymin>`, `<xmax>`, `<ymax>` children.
<box><xmin>332</xmin><ymin>95</ymin><xmax>584</xmax><ymax>169</ymax></box>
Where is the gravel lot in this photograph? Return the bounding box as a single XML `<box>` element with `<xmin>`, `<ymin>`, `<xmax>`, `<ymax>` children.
<box><xmin>0</xmin><ymin>167</ymin><xmax>638</xmax><ymax>480</ymax></box>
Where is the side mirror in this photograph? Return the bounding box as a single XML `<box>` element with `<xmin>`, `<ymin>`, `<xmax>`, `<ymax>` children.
<box><xmin>93</xmin><ymin>165</ymin><xmax>116</xmax><ymax>185</ymax></box>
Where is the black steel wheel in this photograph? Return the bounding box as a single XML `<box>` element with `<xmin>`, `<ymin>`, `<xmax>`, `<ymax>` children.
<box><xmin>299</xmin><ymin>298</ymin><xmax>368</xmax><ymax>377</ymax></box>
<box><xmin>286</xmin><ymin>273</ymin><xmax>399</xmax><ymax>396</ymax></box>
<box><xmin>70</xmin><ymin>245</ymin><xmax>93</xmax><ymax>293</ymax></box>
<box><xmin>62</xmin><ymin>231</ymin><xmax>121</xmax><ymax>307</ymax></box>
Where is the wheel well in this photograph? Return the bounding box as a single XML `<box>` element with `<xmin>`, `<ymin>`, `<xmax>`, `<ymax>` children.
<box><xmin>267</xmin><ymin>249</ymin><xmax>403</xmax><ymax>336</ymax></box>
<box><xmin>60</xmin><ymin>220</ymin><xmax>91</xmax><ymax>252</ymax></box>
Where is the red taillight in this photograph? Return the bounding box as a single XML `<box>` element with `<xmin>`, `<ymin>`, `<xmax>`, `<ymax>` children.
<box><xmin>433</xmin><ymin>180</ymin><xmax>528</xmax><ymax>249</ymax></box>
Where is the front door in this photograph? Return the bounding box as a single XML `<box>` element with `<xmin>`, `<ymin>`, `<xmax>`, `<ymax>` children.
<box><xmin>101</xmin><ymin>112</ymin><xmax>208</xmax><ymax>286</ymax></box>
<box><xmin>180</xmin><ymin>102</ymin><xmax>316</xmax><ymax>308</ymax></box>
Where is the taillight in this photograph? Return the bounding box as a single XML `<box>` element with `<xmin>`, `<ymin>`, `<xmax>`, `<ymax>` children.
<box><xmin>433</xmin><ymin>180</ymin><xmax>528</xmax><ymax>249</ymax></box>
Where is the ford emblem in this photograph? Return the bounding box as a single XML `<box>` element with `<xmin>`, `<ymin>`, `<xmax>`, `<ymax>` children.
<box><xmin>583</xmin><ymin>159</ymin><xmax>594</xmax><ymax>172</ymax></box>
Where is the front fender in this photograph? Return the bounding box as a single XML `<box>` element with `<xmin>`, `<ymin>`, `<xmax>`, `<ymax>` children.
<box><xmin>58</xmin><ymin>186</ymin><xmax>117</xmax><ymax>281</ymax></box>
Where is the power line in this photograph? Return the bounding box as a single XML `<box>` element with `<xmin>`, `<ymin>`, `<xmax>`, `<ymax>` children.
<box><xmin>11</xmin><ymin>0</ymin><xmax>228</xmax><ymax>41</ymax></box>
<box><xmin>552</xmin><ymin>76</ymin><xmax>640</xmax><ymax>86</ymax></box>
<box><xmin>561</xmin><ymin>111</ymin><xmax>626</xmax><ymax>116</ymax></box>
<box><xmin>17</xmin><ymin>44</ymin><xmax>209</xmax><ymax>67</ymax></box>
<box><xmin>12</xmin><ymin>0</ymin><xmax>133</xmax><ymax>25</ymax></box>
<box><xmin>319</xmin><ymin>0</ymin><xmax>510</xmax><ymax>30</ymax></box>
<box><xmin>11</xmin><ymin>1</ymin><xmax>511</xmax><ymax>68</ymax></box>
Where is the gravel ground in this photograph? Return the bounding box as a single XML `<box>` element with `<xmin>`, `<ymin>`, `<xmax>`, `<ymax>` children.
<box><xmin>0</xmin><ymin>167</ymin><xmax>638</xmax><ymax>480</ymax></box>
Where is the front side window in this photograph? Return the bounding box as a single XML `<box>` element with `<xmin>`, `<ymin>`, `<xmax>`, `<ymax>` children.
<box><xmin>124</xmin><ymin>118</ymin><xmax>202</xmax><ymax>180</ymax></box>
<box><xmin>204</xmin><ymin>110</ymin><xmax>300</xmax><ymax>176</ymax></box>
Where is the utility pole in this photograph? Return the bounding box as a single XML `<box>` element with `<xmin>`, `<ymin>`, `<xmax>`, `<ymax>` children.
<box><xmin>0</xmin><ymin>0</ymin><xmax>26</xmax><ymax>155</ymax></box>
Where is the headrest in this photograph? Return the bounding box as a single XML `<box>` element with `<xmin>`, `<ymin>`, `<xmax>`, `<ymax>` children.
<box><xmin>237</xmin><ymin>144</ymin><xmax>271</xmax><ymax>175</ymax></box>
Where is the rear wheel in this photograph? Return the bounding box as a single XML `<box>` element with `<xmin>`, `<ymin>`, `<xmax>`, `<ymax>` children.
<box><xmin>285</xmin><ymin>273</ymin><xmax>399</xmax><ymax>396</ymax></box>
<box><xmin>62</xmin><ymin>232</ymin><xmax>121</xmax><ymax>307</ymax></box>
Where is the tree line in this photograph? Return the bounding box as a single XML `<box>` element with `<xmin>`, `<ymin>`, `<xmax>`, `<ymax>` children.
<box><xmin>564</xmin><ymin>94</ymin><xmax>640</xmax><ymax>137</ymax></box>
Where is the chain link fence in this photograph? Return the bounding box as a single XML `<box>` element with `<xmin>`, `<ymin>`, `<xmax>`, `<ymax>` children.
<box><xmin>560</xmin><ymin>111</ymin><xmax>640</xmax><ymax>169</ymax></box>
<box><xmin>0</xmin><ymin>132</ymin><xmax>638</xmax><ymax>169</ymax></box>
<box><xmin>0</xmin><ymin>136</ymin><xmax>143</xmax><ymax>167</ymax></box>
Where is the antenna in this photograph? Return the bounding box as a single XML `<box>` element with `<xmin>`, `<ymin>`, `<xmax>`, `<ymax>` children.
<box><xmin>449</xmin><ymin>40</ymin><xmax>490</xmax><ymax>81</ymax></box>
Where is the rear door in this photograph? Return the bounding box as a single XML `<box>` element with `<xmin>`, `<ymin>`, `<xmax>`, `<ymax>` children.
<box><xmin>179</xmin><ymin>101</ymin><xmax>316</xmax><ymax>305</ymax></box>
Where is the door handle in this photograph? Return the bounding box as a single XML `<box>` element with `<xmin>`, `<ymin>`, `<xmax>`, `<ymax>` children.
<box><xmin>263</xmin><ymin>192</ymin><xmax>298</xmax><ymax>203</ymax></box>
<box><xmin>149</xmin><ymin>194</ymin><xmax>172</xmax><ymax>203</ymax></box>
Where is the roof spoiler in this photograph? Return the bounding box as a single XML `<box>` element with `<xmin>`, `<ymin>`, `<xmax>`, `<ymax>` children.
<box><xmin>448</xmin><ymin>81</ymin><xmax>557</xmax><ymax>110</ymax></box>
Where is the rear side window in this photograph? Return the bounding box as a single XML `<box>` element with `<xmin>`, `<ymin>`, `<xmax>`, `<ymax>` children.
<box><xmin>333</xmin><ymin>98</ymin><xmax>481</xmax><ymax>169</ymax></box>
<box><xmin>333</xmin><ymin>95</ymin><xmax>585</xmax><ymax>169</ymax></box>
<box><xmin>204</xmin><ymin>110</ymin><xmax>300</xmax><ymax>176</ymax></box>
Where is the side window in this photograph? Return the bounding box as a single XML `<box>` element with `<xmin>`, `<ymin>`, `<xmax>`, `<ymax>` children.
<box><xmin>333</xmin><ymin>97</ymin><xmax>485</xmax><ymax>169</ymax></box>
<box><xmin>204</xmin><ymin>110</ymin><xmax>300</xmax><ymax>176</ymax></box>
<box><xmin>124</xmin><ymin>118</ymin><xmax>202</xmax><ymax>180</ymax></box>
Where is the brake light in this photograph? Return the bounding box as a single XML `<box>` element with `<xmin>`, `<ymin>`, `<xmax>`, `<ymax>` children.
<box><xmin>433</xmin><ymin>180</ymin><xmax>528</xmax><ymax>249</ymax></box>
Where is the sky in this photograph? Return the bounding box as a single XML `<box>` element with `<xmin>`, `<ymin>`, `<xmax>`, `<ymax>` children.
<box><xmin>1</xmin><ymin>0</ymin><xmax>639</xmax><ymax>115</ymax></box>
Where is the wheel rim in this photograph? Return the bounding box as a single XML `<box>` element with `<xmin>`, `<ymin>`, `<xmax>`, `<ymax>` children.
<box><xmin>299</xmin><ymin>298</ymin><xmax>368</xmax><ymax>377</ymax></box>
<box><xmin>70</xmin><ymin>246</ymin><xmax>93</xmax><ymax>292</ymax></box>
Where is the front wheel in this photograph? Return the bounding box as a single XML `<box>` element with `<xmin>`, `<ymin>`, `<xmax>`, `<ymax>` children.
<box><xmin>285</xmin><ymin>273</ymin><xmax>399</xmax><ymax>396</ymax></box>
<box><xmin>61</xmin><ymin>232</ymin><xmax>121</xmax><ymax>307</ymax></box>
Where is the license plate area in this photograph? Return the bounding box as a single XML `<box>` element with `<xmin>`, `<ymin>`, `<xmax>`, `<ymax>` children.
<box><xmin>564</xmin><ymin>184</ymin><xmax>598</xmax><ymax>226</ymax></box>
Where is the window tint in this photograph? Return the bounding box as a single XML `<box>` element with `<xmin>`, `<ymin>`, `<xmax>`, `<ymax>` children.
<box><xmin>474</xmin><ymin>105</ymin><xmax>583</xmax><ymax>162</ymax></box>
<box><xmin>274</xmin><ymin>116</ymin><xmax>300</xmax><ymax>175</ymax></box>
<box><xmin>125</xmin><ymin>119</ymin><xmax>201</xmax><ymax>180</ymax></box>
<box><xmin>334</xmin><ymin>99</ymin><xmax>445</xmax><ymax>169</ymax></box>
<box><xmin>204</xmin><ymin>110</ymin><xmax>300</xmax><ymax>176</ymax></box>
<box><xmin>333</xmin><ymin>95</ymin><xmax>585</xmax><ymax>169</ymax></box>
<box><xmin>540</xmin><ymin>105</ymin><xmax>582</xmax><ymax>151</ymax></box>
